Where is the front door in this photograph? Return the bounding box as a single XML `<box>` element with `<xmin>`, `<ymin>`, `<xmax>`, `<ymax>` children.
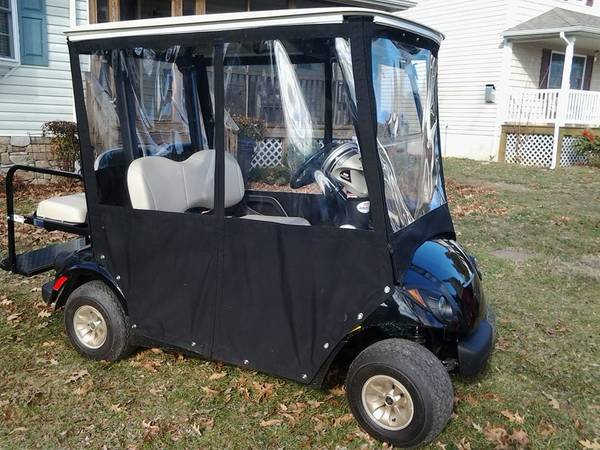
<box><xmin>211</xmin><ymin>36</ymin><xmax>393</xmax><ymax>383</ymax></box>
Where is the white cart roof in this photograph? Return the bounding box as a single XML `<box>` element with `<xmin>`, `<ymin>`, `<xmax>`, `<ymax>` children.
<box><xmin>65</xmin><ymin>8</ymin><xmax>443</xmax><ymax>44</ymax></box>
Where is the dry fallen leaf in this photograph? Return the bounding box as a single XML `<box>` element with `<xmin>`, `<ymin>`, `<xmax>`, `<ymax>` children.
<box><xmin>456</xmin><ymin>437</ymin><xmax>472</xmax><ymax>450</ymax></box>
<box><xmin>201</xmin><ymin>386</ymin><xmax>219</xmax><ymax>396</ymax></box>
<box><xmin>333</xmin><ymin>413</ymin><xmax>354</xmax><ymax>427</ymax></box>
<box><xmin>537</xmin><ymin>420</ymin><xmax>556</xmax><ymax>437</ymax></box>
<box><xmin>260</xmin><ymin>419</ymin><xmax>283</xmax><ymax>427</ymax></box>
<box><xmin>252</xmin><ymin>382</ymin><xmax>274</xmax><ymax>402</ymax></box>
<box><xmin>141</xmin><ymin>419</ymin><xmax>160</xmax><ymax>438</ymax></box>
<box><xmin>579</xmin><ymin>439</ymin><xmax>600</xmax><ymax>449</ymax></box>
<box><xmin>0</xmin><ymin>299</ymin><xmax>13</xmax><ymax>307</ymax></box>
<box><xmin>328</xmin><ymin>386</ymin><xmax>345</xmax><ymax>397</ymax></box>
<box><xmin>542</xmin><ymin>392</ymin><xmax>560</xmax><ymax>410</ymax></box>
<box><xmin>65</xmin><ymin>369</ymin><xmax>89</xmax><ymax>384</ymax></box>
<box><xmin>74</xmin><ymin>379</ymin><xmax>94</xmax><ymax>396</ymax></box>
<box><xmin>37</xmin><ymin>310</ymin><xmax>52</xmax><ymax>318</ymax></box>
<box><xmin>6</xmin><ymin>313</ymin><xmax>22</xmax><ymax>322</ymax></box>
<box><xmin>501</xmin><ymin>410</ymin><xmax>525</xmax><ymax>424</ymax></box>
<box><xmin>509</xmin><ymin>429</ymin><xmax>529</xmax><ymax>449</ymax></box>
<box><xmin>484</xmin><ymin>424</ymin><xmax>509</xmax><ymax>448</ymax></box>
<box><xmin>209</xmin><ymin>372</ymin><xmax>227</xmax><ymax>381</ymax></box>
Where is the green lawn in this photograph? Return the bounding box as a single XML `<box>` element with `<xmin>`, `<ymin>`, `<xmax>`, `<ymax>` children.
<box><xmin>1</xmin><ymin>159</ymin><xmax>599</xmax><ymax>449</ymax></box>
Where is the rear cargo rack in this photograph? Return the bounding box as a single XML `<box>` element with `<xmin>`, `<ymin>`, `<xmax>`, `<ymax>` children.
<box><xmin>1</xmin><ymin>165</ymin><xmax>88</xmax><ymax>276</ymax></box>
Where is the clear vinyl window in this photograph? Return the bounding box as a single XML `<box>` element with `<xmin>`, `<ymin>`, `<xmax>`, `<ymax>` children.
<box><xmin>222</xmin><ymin>38</ymin><xmax>371</xmax><ymax>229</ymax></box>
<box><xmin>84</xmin><ymin>46</ymin><xmax>216</xmax><ymax>210</ymax></box>
<box><xmin>371</xmin><ymin>37</ymin><xmax>445</xmax><ymax>232</ymax></box>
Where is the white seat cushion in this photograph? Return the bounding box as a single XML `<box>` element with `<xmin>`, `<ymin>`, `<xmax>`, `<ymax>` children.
<box><xmin>242</xmin><ymin>215</ymin><xmax>310</xmax><ymax>226</ymax></box>
<box><xmin>36</xmin><ymin>193</ymin><xmax>87</xmax><ymax>224</ymax></box>
<box><xmin>127</xmin><ymin>151</ymin><xmax>311</xmax><ymax>226</ymax></box>
<box><xmin>127</xmin><ymin>150</ymin><xmax>245</xmax><ymax>212</ymax></box>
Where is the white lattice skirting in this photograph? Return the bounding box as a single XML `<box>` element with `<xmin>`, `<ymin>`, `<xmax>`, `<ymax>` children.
<box><xmin>505</xmin><ymin>133</ymin><xmax>554</xmax><ymax>168</ymax></box>
<box><xmin>505</xmin><ymin>132</ymin><xmax>588</xmax><ymax>168</ymax></box>
<box><xmin>560</xmin><ymin>135</ymin><xmax>588</xmax><ymax>167</ymax></box>
<box><xmin>251</xmin><ymin>138</ymin><xmax>284</xmax><ymax>169</ymax></box>
<box><xmin>250</xmin><ymin>138</ymin><xmax>352</xmax><ymax>169</ymax></box>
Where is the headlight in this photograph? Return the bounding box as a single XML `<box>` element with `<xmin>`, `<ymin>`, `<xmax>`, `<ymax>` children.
<box><xmin>431</xmin><ymin>296</ymin><xmax>455</xmax><ymax>322</ymax></box>
<box><xmin>406</xmin><ymin>288</ymin><xmax>458</xmax><ymax>323</ymax></box>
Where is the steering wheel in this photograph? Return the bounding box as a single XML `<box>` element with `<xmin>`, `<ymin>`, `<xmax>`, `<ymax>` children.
<box><xmin>290</xmin><ymin>142</ymin><xmax>340</xmax><ymax>189</ymax></box>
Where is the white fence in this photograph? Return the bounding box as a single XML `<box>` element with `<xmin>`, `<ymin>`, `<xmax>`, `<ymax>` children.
<box><xmin>504</xmin><ymin>88</ymin><xmax>600</xmax><ymax>126</ymax></box>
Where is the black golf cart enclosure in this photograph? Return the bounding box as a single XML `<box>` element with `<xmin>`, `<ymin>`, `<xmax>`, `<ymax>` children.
<box><xmin>1</xmin><ymin>8</ymin><xmax>495</xmax><ymax>447</ymax></box>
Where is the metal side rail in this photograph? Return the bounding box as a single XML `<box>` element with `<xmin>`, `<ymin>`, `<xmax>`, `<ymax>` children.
<box><xmin>1</xmin><ymin>165</ymin><xmax>88</xmax><ymax>276</ymax></box>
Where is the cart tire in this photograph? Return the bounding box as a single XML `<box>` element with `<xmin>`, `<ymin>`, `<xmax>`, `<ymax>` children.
<box><xmin>346</xmin><ymin>338</ymin><xmax>453</xmax><ymax>448</ymax></box>
<box><xmin>64</xmin><ymin>280</ymin><xmax>134</xmax><ymax>361</ymax></box>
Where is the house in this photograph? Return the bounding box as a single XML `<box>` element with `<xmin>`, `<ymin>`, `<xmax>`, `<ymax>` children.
<box><xmin>0</xmin><ymin>0</ymin><xmax>415</xmax><ymax>175</ymax></box>
<box><xmin>401</xmin><ymin>0</ymin><xmax>600</xmax><ymax>168</ymax></box>
<box><xmin>0</xmin><ymin>0</ymin><xmax>87</xmax><ymax>171</ymax></box>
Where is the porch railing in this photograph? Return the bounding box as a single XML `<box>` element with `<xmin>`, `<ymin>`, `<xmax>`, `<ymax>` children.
<box><xmin>505</xmin><ymin>89</ymin><xmax>560</xmax><ymax>124</ymax></box>
<box><xmin>566</xmin><ymin>90</ymin><xmax>600</xmax><ymax>125</ymax></box>
<box><xmin>504</xmin><ymin>88</ymin><xmax>600</xmax><ymax>126</ymax></box>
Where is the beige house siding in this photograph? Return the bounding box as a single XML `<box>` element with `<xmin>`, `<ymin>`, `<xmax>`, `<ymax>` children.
<box><xmin>401</xmin><ymin>0</ymin><xmax>600</xmax><ymax>160</ymax></box>
<box><xmin>0</xmin><ymin>0</ymin><xmax>88</xmax><ymax>137</ymax></box>
<box><xmin>400</xmin><ymin>0</ymin><xmax>510</xmax><ymax>160</ymax></box>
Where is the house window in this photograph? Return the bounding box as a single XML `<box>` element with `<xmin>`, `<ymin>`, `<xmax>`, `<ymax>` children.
<box><xmin>548</xmin><ymin>51</ymin><xmax>587</xmax><ymax>90</ymax></box>
<box><xmin>0</xmin><ymin>0</ymin><xmax>17</xmax><ymax>60</ymax></box>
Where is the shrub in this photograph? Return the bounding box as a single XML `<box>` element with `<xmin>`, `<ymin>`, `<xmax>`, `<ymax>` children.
<box><xmin>232</xmin><ymin>115</ymin><xmax>266</xmax><ymax>141</ymax></box>
<box><xmin>574</xmin><ymin>129</ymin><xmax>600</xmax><ymax>168</ymax></box>
<box><xmin>249</xmin><ymin>165</ymin><xmax>290</xmax><ymax>186</ymax></box>
<box><xmin>41</xmin><ymin>121</ymin><xmax>80</xmax><ymax>172</ymax></box>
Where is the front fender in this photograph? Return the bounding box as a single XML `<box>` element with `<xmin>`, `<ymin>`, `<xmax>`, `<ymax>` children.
<box><xmin>50</xmin><ymin>248</ymin><xmax>125</xmax><ymax>311</ymax></box>
<box><xmin>401</xmin><ymin>239</ymin><xmax>486</xmax><ymax>335</ymax></box>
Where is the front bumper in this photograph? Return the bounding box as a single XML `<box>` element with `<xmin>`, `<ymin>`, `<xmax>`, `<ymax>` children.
<box><xmin>457</xmin><ymin>308</ymin><xmax>496</xmax><ymax>377</ymax></box>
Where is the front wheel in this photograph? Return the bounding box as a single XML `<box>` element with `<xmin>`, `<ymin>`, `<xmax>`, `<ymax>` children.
<box><xmin>346</xmin><ymin>339</ymin><xmax>453</xmax><ymax>448</ymax></box>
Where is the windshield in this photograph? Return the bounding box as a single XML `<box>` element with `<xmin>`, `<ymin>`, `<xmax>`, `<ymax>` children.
<box><xmin>371</xmin><ymin>37</ymin><xmax>445</xmax><ymax>232</ymax></box>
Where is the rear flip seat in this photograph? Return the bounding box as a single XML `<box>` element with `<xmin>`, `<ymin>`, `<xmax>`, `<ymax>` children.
<box><xmin>36</xmin><ymin>193</ymin><xmax>87</xmax><ymax>224</ymax></box>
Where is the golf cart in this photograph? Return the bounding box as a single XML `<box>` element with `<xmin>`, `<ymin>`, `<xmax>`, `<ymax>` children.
<box><xmin>1</xmin><ymin>9</ymin><xmax>495</xmax><ymax>447</ymax></box>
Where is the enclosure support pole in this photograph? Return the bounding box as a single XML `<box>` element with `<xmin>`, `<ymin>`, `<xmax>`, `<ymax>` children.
<box><xmin>324</xmin><ymin>60</ymin><xmax>333</xmax><ymax>145</ymax></box>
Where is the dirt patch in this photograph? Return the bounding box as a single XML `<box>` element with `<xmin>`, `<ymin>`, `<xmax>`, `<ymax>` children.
<box><xmin>558</xmin><ymin>255</ymin><xmax>600</xmax><ymax>281</ymax></box>
<box><xmin>490</xmin><ymin>248</ymin><xmax>535</xmax><ymax>263</ymax></box>
<box><xmin>446</xmin><ymin>180</ymin><xmax>509</xmax><ymax>218</ymax></box>
<box><xmin>486</xmin><ymin>181</ymin><xmax>531</xmax><ymax>193</ymax></box>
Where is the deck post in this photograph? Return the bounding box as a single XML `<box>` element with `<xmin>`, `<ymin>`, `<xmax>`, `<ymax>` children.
<box><xmin>494</xmin><ymin>39</ymin><xmax>513</xmax><ymax>161</ymax></box>
<box><xmin>552</xmin><ymin>33</ymin><xmax>575</xmax><ymax>169</ymax></box>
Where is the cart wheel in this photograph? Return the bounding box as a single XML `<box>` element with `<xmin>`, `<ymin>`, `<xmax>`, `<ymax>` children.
<box><xmin>346</xmin><ymin>339</ymin><xmax>453</xmax><ymax>448</ymax></box>
<box><xmin>64</xmin><ymin>280</ymin><xmax>134</xmax><ymax>361</ymax></box>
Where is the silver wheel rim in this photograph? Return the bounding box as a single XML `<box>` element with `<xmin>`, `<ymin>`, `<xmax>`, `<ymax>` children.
<box><xmin>73</xmin><ymin>305</ymin><xmax>107</xmax><ymax>350</ymax></box>
<box><xmin>361</xmin><ymin>374</ymin><xmax>414</xmax><ymax>431</ymax></box>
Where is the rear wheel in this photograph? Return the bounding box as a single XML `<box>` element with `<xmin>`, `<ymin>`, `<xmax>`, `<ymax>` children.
<box><xmin>346</xmin><ymin>339</ymin><xmax>453</xmax><ymax>448</ymax></box>
<box><xmin>64</xmin><ymin>280</ymin><xmax>134</xmax><ymax>361</ymax></box>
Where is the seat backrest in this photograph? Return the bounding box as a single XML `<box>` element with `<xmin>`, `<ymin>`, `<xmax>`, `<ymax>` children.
<box><xmin>127</xmin><ymin>150</ymin><xmax>245</xmax><ymax>213</ymax></box>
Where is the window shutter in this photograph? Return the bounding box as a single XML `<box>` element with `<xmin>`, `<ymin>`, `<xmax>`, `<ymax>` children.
<box><xmin>583</xmin><ymin>55</ymin><xmax>594</xmax><ymax>91</ymax></box>
<box><xmin>18</xmin><ymin>0</ymin><xmax>48</xmax><ymax>66</ymax></box>
<box><xmin>539</xmin><ymin>48</ymin><xmax>551</xmax><ymax>89</ymax></box>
